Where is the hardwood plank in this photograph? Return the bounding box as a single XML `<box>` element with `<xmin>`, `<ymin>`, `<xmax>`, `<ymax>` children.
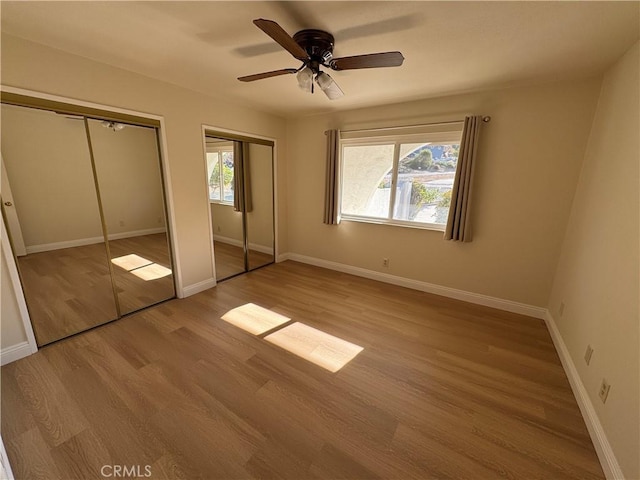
<box><xmin>50</xmin><ymin>429</ymin><xmax>112</xmax><ymax>480</ymax></box>
<box><xmin>10</xmin><ymin>354</ymin><xmax>89</xmax><ymax>448</ymax></box>
<box><xmin>6</xmin><ymin>428</ymin><xmax>63</xmax><ymax>480</ymax></box>
<box><xmin>308</xmin><ymin>443</ymin><xmax>382</xmax><ymax>480</ymax></box>
<box><xmin>1</xmin><ymin>260</ymin><xmax>605</xmax><ymax>479</ymax></box>
<box><xmin>16</xmin><ymin>233</ymin><xmax>175</xmax><ymax>345</ymax></box>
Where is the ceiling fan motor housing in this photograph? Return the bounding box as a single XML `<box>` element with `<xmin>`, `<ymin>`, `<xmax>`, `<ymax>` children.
<box><xmin>293</xmin><ymin>29</ymin><xmax>335</xmax><ymax>69</ymax></box>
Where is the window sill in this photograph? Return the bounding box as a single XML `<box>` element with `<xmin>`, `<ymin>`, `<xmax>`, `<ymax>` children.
<box><xmin>340</xmin><ymin>215</ymin><xmax>446</xmax><ymax>232</ymax></box>
<box><xmin>209</xmin><ymin>200</ymin><xmax>234</xmax><ymax>206</ymax></box>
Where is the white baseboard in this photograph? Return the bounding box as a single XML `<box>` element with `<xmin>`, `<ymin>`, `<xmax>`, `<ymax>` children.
<box><xmin>213</xmin><ymin>235</ymin><xmax>273</xmax><ymax>255</ymax></box>
<box><xmin>213</xmin><ymin>234</ymin><xmax>242</xmax><ymax>248</ymax></box>
<box><xmin>180</xmin><ymin>278</ymin><xmax>216</xmax><ymax>298</ymax></box>
<box><xmin>276</xmin><ymin>252</ymin><xmax>290</xmax><ymax>263</ymax></box>
<box><xmin>0</xmin><ymin>341</ymin><xmax>34</xmax><ymax>366</ymax></box>
<box><xmin>283</xmin><ymin>253</ymin><xmax>547</xmax><ymax>319</ymax></box>
<box><xmin>544</xmin><ymin>312</ymin><xmax>623</xmax><ymax>480</ymax></box>
<box><xmin>0</xmin><ymin>433</ymin><xmax>14</xmax><ymax>480</ymax></box>
<box><xmin>26</xmin><ymin>227</ymin><xmax>167</xmax><ymax>254</ymax></box>
<box><xmin>278</xmin><ymin>253</ymin><xmax>619</xmax><ymax>478</ymax></box>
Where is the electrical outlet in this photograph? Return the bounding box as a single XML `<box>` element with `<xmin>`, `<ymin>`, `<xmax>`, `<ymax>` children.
<box><xmin>382</xmin><ymin>258</ymin><xmax>389</xmax><ymax>268</ymax></box>
<box><xmin>217</xmin><ymin>226</ymin><xmax>221</xmax><ymax>232</ymax></box>
<box><xmin>119</xmin><ymin>220</ymin><xmax>125</xmax><ymax>227</ymax></box>
<box><xmin>598</xmin><ymin>379</ymin><xmax>611</xmax><ymax>403</ymax></box>
<box><xmin>559</xmin><ymin>301</ymin><xmax>565</xmax><ymax>317</ymax></box>
<box><xmin>584</xmin><ymin>345</ymin><xmax>593</xmax><ymax>365</ymax></box>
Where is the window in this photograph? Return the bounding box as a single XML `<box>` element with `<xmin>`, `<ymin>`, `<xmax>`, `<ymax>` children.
<box><xmin>206</xmin><ymin>147</ymin><xmax>234</xmax><ymax>204</ymax></box>
<box><xmin>340</xmin><ymin>130</ymin><xmax>462</xmax><ymax>230</ymax></box>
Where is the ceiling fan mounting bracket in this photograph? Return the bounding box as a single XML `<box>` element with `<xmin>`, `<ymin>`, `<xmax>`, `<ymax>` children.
<box><xmin>293</xmin><ymin>29</ymin><xmax>335</xmax><ymax>66</ymax></box>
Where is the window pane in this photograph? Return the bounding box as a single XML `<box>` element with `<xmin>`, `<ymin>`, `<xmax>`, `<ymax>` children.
<box><xmin>221</xmin><ymin>151</ymin><xmax>234</xmax><ymax>202</ymax></box>
<box><xmin>207</xmin><ymin>152</ymin><xmax>221</xmax><ymax>201</ymax></box>
<box><xmin>341</xmin><ymin>144</ymin><xmax>395</xmax><ymax>218</ymax></box>
<box><xmin>393</xmin><ymin>143</ymin><xmax>459</xmax><ymax>224</ymax></box>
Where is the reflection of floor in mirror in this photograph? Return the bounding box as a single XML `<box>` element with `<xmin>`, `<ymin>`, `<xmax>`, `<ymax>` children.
<box><xmin>109</xmin><ymin>234</ymin><xmax>174</xmax><ymax>315</ymax></box>
<box><xmin>213</xmin><ymin>240</ymin><xmax>274</xmax><ymax>281</ymax></box>
<box><xmin>17</xmin><ymin>233</ymin><xmax>174</xmax><ymax>346</ymax></box>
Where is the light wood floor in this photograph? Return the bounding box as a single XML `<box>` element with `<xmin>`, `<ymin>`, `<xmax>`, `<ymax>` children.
<box><xmin>109</xmin><ymin>233</ymin><xmax>175</xmax><ymax>315</ymax></box>
<box><xmin>1</xmin><ymin>261</ymin><xmax>604</xmax><ymax>479</ymax></box>
<box><xmin>16</xmin><ymin>233</ymin><xmax>175</xmax><ymax>346</ymax></box>
<box><xmin>214</xmin><ymin>240</ymin><xmax>274</xmax><ymax>281</ymax></box>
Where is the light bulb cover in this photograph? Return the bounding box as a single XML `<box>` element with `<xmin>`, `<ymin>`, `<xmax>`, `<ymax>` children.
<box><xmin>315</xmin><ymin>72</ymin><xmax>333</xmax><ymax>90</ymax></box>
<box><xmin>101</xmin><ymin>120</ymin><xmax>125</xmax><ymax>131</ymax></box>
<box><xmin>296</xmin><ymin>67</ymin><xmax>313</xmax><ymax>92</ymax></box>
<box><xmin>315</xmin><ymin>72</ymin><xmax>344</xmax><ymax>100</ymax></box>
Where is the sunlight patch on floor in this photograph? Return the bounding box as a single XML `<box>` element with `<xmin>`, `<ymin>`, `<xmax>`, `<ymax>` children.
<box><xmin>112</xmin><ymin>254</ymin><xmax>172</xmax><ymax>281</ymax></box>
<box><xmin>265</xmin><ymin>322</ymin><xmax>364</xmax><ymax>372</ymax></box>
<box><xmin>130</xmin><ymin>263</ymin><xmax>172</xmax><ymax>281</ymax></box>
<box><xmin>221</xmin><ymin>303</ymin><xmax>291</xmax><ymax>335</ymax></box>
<box><xmin>111</xmin><ymin>253</ymin><xmax>152</xmax><ymax>271</ymax></box>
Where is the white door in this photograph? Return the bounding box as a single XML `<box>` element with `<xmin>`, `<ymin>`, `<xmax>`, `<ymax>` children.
<box><xmin>1</xmin><ymin>155</ymin><xmax>27</xmax><ymax>256</ymax></box>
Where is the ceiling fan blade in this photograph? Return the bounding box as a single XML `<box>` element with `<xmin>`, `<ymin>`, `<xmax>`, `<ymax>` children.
<box><xmin>335</xmin><ymin>15</ymin><xmax>423</xmax><ymax>41</ymax></box>
<box><xmin>234</xmin><ymin>15</ymin><xmax>420</xmax><ymax>59</ymax></box>
<box><xmin>253</xmin><ymin>18</ymin><xmax>309</xmax><ymax>61</ymax></box>
<box><xmin>330</xmin><ymin>51</ymin><xmax>404</xmax><ymax>70</ymax></box>
<box><xmin>238</xmin><ymin>68</ymin><xmax>298</xmax><ymax>82</ymax></box>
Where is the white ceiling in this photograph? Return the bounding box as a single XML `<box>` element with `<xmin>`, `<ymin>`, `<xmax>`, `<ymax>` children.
<box><xmin>1</xmin><ymin>1</ymin><xmax>638</xmax><ymax>118</ymax></box>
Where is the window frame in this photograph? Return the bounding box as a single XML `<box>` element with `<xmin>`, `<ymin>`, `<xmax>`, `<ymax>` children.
<box><xmin>339</xmin><ymin>130</ymin><xmax>463</xmax><ymax>232</ymax></box>
<box><xmin>206</xmin><ymin>145</ymin><xmax>234</xmax><ymax>205</ymax></box>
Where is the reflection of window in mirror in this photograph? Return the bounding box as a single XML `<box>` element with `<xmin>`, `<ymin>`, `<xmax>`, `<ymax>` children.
<box><xmin>206</xmin><ymin>146</ymin><xmax>234</xmax><ymax>204</ymax></box>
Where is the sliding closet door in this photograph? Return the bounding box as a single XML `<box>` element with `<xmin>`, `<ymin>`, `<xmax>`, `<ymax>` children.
<box><xmin>245</xmin><ymin>143</ymin><xmax>275</xmax><ymax>270</ymax></box>
<box><xmin>206</xmin><ymin>137</ymin><xmax>245</xmax><ymax>281</ymax></box>
<box><xmin>206</xmin><ymin>133</ymin><xmax>276</xmax><ymax>281</ymax></box>
<box><xmin>0</xmin><ymin>104</ymin><xmax>118</xmax><ymax>345</ymax></box>
<box><xmin>87</xmin><ymin>119</ymin><xmax>175</xmax><ymax>315</ymax></box>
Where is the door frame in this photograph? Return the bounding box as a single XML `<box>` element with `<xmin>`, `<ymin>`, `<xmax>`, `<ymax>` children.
<box><xmin>1</xmin><ymin>155</ymin><xmax>27</xmax><ymax>256</ymax></box>
<box><xmin>1</xmin><ymin>208</ymin><xmax>38</xmax><ymax>363</ymax></box>
<box><xmin>201</xmin><ymin>124</ymin><xmax>278</xmax><ymax>285</ymax></box>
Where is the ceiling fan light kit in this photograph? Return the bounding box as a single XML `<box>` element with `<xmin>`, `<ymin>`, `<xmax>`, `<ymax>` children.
<box><xmin>315</xmin><ymin>72</ymin><xmax>344</xmax><ymax>100</ymax></box>
<box><xmin>238</xmin><ymin>18</ymin><xmax>405</xmax><ymax>100</ymax></box>
<box><xmin>296</xmin><ymin>66</ymin><xmax>314</xmax><ymax>92</ymax></box>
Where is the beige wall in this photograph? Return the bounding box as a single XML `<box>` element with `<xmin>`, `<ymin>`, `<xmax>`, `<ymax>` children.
<box><xmin>285</xmin><ymin>78</ymin><xmax>602</xmax><ymax>306</ymax></box>
<box><xmin>1</xmin><ymin>104</ymin><xmax>104</xmax><ymax>247</ymax></box>
<box><xmin>88</xmin><ymin>119</ymin><xmax>167</xmax><ymax>237</ymax></box>
<box><xmin>548</xmin><ymin>42</ymin><xmax>639</xmax><ymax>479</ymax></box>
<box><xmin>1</xmin><ymin>105</ymin><xmax>167</xmax><ymax>249</ymax></box>
<box><xmin>1</xmin><ymin>34</ymin><xmax>287</xmax><ymax>290</ymax></box>
<box><xmin>209</xmin><ymin>143</ymin><xmax>274</xmax><ymax>250</ymax></box>
<box><xmin>211</xmin><ymin>203</ymin><xmax>243</xmax><ymax>242</ymax></box>
<box><xmin>245</xmin><ymin>143</ymin><xmax>274</xmax><ymax>250</ymax></box>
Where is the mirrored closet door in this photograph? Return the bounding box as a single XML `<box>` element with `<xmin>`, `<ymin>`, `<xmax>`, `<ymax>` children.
<box><xmin>1</xmin><ymin>102</ymin><xmax>175</xmax><ymax>346</ymax></box>
<box><xmin>204</xmin><ymin>133</ymin><xmax>275</xmax><ymax>282</ymax></box>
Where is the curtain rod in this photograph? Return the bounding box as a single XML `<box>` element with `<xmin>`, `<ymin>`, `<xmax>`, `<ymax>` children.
<box><xmin>338</xmin><ymin>116</ymin><xmax>491</xmax><ymax>134</ymax></box>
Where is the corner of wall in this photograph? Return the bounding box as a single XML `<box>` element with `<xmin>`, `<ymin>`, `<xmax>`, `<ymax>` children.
<box><xmin>543</xmin><ymin>311</ymin><xmax>624</xmax><ymax>479</ymax></box>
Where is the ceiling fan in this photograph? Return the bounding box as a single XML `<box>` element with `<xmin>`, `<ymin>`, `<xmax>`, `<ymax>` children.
<box><xmin>237</xmin><ymin>19</ymin><xmax>405</xmax><ymax>100</ymax></box>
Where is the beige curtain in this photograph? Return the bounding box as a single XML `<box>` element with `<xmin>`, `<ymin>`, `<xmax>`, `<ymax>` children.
<box><xmin>233</xmin><ymin>141</ymin><xmax>253</xmax><ymax>213</ymax></box>
<box><xmin>323</xmin><ymin>129</ymin><xmax>341</xmax><ymax>225</ymax></box>
<box><xmin>444</xmin><ymin>115</ymin><xmax>482</xmax><ymax>242</ymax></box>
